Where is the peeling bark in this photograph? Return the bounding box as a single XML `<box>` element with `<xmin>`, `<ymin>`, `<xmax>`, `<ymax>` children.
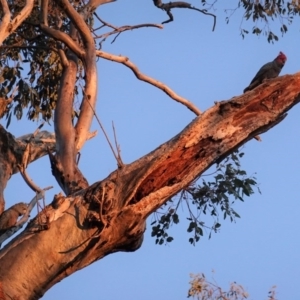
<box><xmin>0</xmin><ymin>74</ymin><xmax>299</xmax><ymax>299</ymax></box>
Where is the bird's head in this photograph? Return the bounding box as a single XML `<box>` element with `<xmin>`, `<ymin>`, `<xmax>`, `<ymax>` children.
<box><xmin>276</xmin><ymin>51</ymin><xmax>287</xmax><ymax>64</ymax></box>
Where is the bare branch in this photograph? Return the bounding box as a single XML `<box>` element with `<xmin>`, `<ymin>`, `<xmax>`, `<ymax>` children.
<box><xmin>153</xmin><ymin>0</ymin><xmax>216</xmax><ymax>30</ymax></box>
<box><xmin>93</xmin><ymin>13</ymin><xmax>118</xmax><ymax>30</ymax></box>
<box><xmin>0</xmin><ymin>0</ymin><xmax>35</xmax><ymax>45</ymax></box>
<box><xmin>96</xmin><ymin>50</ymin><xmax>202</xmax><ymax>115</ymax></box>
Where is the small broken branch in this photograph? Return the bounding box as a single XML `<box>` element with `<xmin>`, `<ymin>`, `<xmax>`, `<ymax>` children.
<box><xmin>112</xmin><ymin>121</ymin><xmax>123</xmax><ymax>167</ymax></box>
<box><xmin>96</xmin><ymin>50</ymin><xmax>201</xmax><ymax>115</ymax></box>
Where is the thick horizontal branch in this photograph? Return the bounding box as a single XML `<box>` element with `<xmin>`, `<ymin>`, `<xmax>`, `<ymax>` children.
<box><xmin>129</xmin><ymin>73</ymin><xmax>300</xmax><ymax>216</ymax></box>
<box><xmin>0</xmin><ymin>73</ymin><xmax>299</xmax><ymax>299</ymax></box>
<box><xmin>96</xmin><ymin>50</ymin><xmax>201</xmax><ymax>115</ymax></box>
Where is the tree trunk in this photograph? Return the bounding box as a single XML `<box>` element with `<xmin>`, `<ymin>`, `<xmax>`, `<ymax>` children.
<box><xmin>0</xmin><ymin>73</ymin><xmax>299</xmax><ymax>299</ymax></box>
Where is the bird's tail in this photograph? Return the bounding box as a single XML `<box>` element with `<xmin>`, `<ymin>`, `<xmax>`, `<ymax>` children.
<box><xmin>243</xmin><ymin>87</ymin><xmax>249</xmax><ymax>93</ymax></box>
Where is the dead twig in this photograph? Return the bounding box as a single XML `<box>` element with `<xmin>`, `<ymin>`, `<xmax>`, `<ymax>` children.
<box><xmin>112</xmin><ymin>121</ymin><xmax>123</xmax><ymax>166</ymax></box>
<box><xmin>153</xmin><ymin>0</ymin><xmax>216</xmax><ymax>30</ymax></box>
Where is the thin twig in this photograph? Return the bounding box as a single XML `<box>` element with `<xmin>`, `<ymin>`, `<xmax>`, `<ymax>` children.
<box><xmin>95</xmin><ymin>23</ymin><xmax>163</xmax><ymax>41</ymax></box>
<box><xmin>83</xmin><ymin>93</ymin><xmax>124</xmax><ymax>168</ymax></box>
<box><xmin>112</xmin><ymin>121</ymin><xmax>123</xmax><ymax>166</ymax></box>
<box><xmin>96</xmin><ymin>50</ymin><xmax>202</xmax><ymax>115</ymax></box>
<box><xmin>93</xmin><ymin>14</ymin><xmax>163</xmax><ymax>45</ymax></box>
<box><xmin>190</xmin><ymin>7</ymin><xmax>216</xmax><ymax>31</ymax></box>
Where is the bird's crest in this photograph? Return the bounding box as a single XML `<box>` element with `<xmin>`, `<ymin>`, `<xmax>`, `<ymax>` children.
<box><xmin>277</xmin><ymin>51</ymin><xmax>287</xmax><ymax>62</ymax></box>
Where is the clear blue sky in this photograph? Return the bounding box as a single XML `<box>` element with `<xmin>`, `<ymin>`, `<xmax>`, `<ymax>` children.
<box><xmin>3</xmin><ymin>0</ymin><xmax>300</xmax><ymax>299</ymax></box>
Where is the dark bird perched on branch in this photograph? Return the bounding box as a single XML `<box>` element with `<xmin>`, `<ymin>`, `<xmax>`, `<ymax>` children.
<box><xmin>243</xmin><ymin>51</ymin><xmax>287</xmax><ymax>93</ymax></box>
<box><xmin>0</xmin><ymin>203</ymin><xmax>28</xmax><ymax>235</ymax></box>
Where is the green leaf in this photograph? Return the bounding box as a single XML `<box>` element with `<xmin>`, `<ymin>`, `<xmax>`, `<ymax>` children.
<box><xmin>166</xmin><ymin>236</ymin><xmax>174</xmax><ymax>243</ymax></box>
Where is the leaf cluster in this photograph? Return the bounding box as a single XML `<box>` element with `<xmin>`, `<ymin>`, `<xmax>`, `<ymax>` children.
<box><xmin>236</xmin><ymin>0</ymin><xmax>299</xmax><ymax>42</ymax></box>
<box><xmin>187</xmin><ymin>272</ymin><xmax>277</xmax><ymax>300</ymax></box>
<box><xmin>0</xmin><ymin>0</ymin><xmax>87</xmax><ymax>126</ymax></box>
<box><xmin>151</xmin><ymin>149</ymin><xmax>260</xmax><ymax>245</ymax></box>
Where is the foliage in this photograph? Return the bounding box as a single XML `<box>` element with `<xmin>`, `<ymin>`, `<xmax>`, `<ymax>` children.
<box><xmin>199</xmin><ymin>0</ymin><xmax>300</xmax><ymax>42</ymax></box>
<box><xmin>187</xmin><ymin>273</ymin><xmax>277</xmax><ymax>300</ymax></box>
<box><xmin>0</xmin><ymin>0</ymin><xmax>85</xmax><ymax>126</ymax></box>
<box><xmin>151</xmin><ymin>149</ymin><xmax>260</xmax><ymax>245</ymax></box>
<box><xmin>0</xmin><ymin>0</ymin><xmax>299</xmax><ymax>127</ymax></box>
<box><xmin>225</xmin><ymin>0</ymin><xmax>300</xmax><ymax>42</ymax></box>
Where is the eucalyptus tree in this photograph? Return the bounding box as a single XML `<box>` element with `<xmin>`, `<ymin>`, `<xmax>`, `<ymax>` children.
<box><xmin>0</xmin><ymin>0</ymin><xmax>299</xmax><ymax>299</ymax></box>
